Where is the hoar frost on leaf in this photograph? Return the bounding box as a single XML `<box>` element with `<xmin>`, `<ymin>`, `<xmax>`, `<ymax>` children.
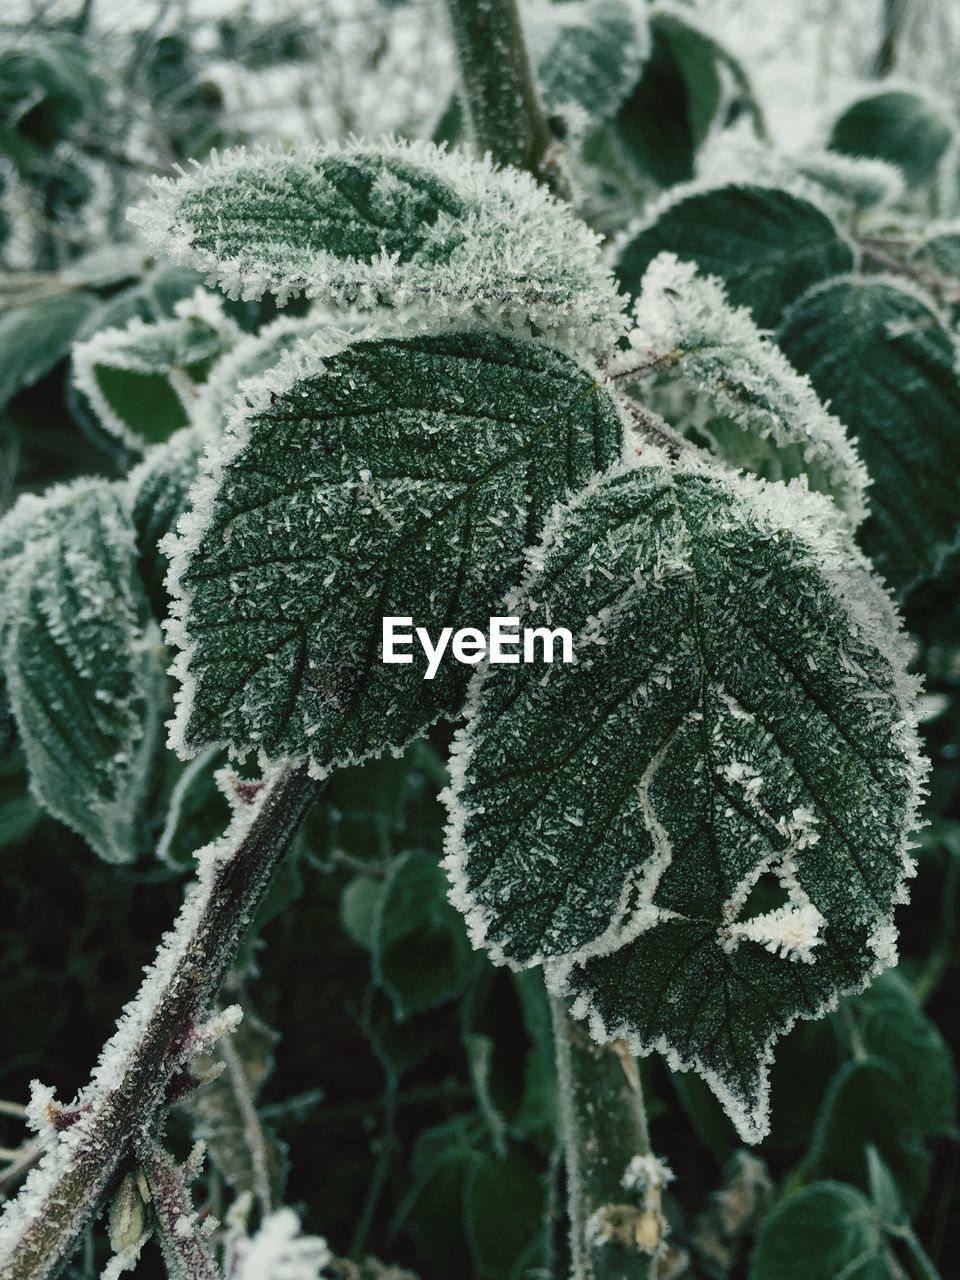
<box><xmin>615</xmin><ymin>252</ymin><xmax>868</xmax><ymax>521</ymax></box>
<box><xmin>128</xmin><ymin>139</ymin><xmax>627</xmax><ymax>350</ymax></box>
<box><xmin>0</xmin><ymin>480</ymin><xmax>163</xmax><ymax>863</ymax></box>
<box><xmin>443</xmin><ymin>457</ymin><xmax>925</xmax><ymax>1142</ymax></box>
<box><xmin>163</xmin><ymin>324</ymin><xmax>623</xmax><ymax>775</ymax></box>
<box><xmin>71</xmin><ymin>288</ymin><xmax>240</xmax><ymax>450</ymax></box>
<box><xmin>525</xmin><ymin>0</ymin><xmax>651</xmax><ymax>128</ymax></box>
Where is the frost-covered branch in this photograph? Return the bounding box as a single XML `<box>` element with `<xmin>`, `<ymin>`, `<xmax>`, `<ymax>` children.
<box><xmin>0</xmin><ymin>762</ymin><xmax>316</xmax><ymax>1280</ymax></box>
<box><xmin>550</xmin><ymin>998</ymin><xmax>669</xmax><ymax>1280</ymax></box>
<box><xmin>444</xmin><ymin>0</ymin><xmax>561</xmax><ymax>192</ymax></box>
<box><xmin>135</xmin><ymin>1135</ymin><xmax>222</xmax><ymax>1280</ymax></box>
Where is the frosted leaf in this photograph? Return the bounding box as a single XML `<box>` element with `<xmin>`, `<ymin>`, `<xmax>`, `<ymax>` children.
<box><xmin>191</xmin><ymin>313</ymin><xmax>338</xmax><ymax>441</ymax></box>
<box><xmin>164</xmin><ymin>326</ymin><xmax>623</xmax><ymax>773</ymax></box>
<box><xmin>71</xmin><ymin>288</ymin><xmax>240</xmax><ymax>450</ymax></box>
<box><xmin>128</xmin><ymin>139</ymin><xmax>626</xmax><ymax>349</ymax></box>
<box><xmin>0</xmin><ymin>289</ymin><xmax>98</xmax><ymax>410</ymax></box>
<box><xmin>778</xmin><ymin>274</ymin><xmax>960</xmax><ymax>590</ymax></box>
<box><xmin>1</xmin><ymin>482</ymin><xmax>164</xmax><ymax>863</ymax></box>
<box><xmin>444</xmin><ymin>459</ymin><xmax>925</xmax><ymax>1142</ymax></box>
<box><xmin>615</xmin><ymin>183</ymin><xmax>855</xmax><ymax>328</ymax></box>
<box><xmin>619</xmin><ymin>253</ymin><xmax>868</xmax><ymax>521</ymax></box>
<box><xmin>696</xmin><ymin>136</ymin><xmax>905</xmax><ymax>213</ymax></box>
<box><xmin>126</xmin><ymin>428</ymin><xmax>207</xmax><ymax>607</ymax></box>
<box><xmin>226</xmin><ymin>1208</ymin><xmax>331</xmax><ymax>1280</ymax></box>
<box><xmin>525</xmin><ymin>0</ymin><xmax>650</xmax><ymax>125</ymax></box>
<box><xmin>828</xmin><ymin>87</ymin><xmax>955</xmax><ymax>191</ymax></box>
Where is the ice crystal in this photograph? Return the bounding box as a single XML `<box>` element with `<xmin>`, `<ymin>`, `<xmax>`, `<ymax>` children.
<box><xmin>226</xmin><ymin>1208</ymin><xmax>331</xmax><ymax>1280</ymax></box>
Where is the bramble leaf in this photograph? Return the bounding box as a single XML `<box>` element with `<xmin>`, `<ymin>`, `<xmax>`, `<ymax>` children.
<box><xmin>373</xmin><ymin>849</ymin><xmax>475</xmax><ymax>1019</ymax></box>
<box><xmin>444</xmin><ymin>461</ymin><xmax>924</xmax><ymax>1141</ymax></box>
<box><xmin>165</xmin><ymin>327</ymin><xmax>623</xmax><ymax>772</ymax></box>
<box><xmin>750</xmin><ymin>1182</ymin><xmax>891</xmax><ymax>1280</ymax></box>
<box><xmin>828</xmin><ymin>90</ymin><xmax>954</xmax><ymax>190</ymax></box>
<box><xmin>1</xmin><ymin>483</ymin><xmax>163</xmax><ymax>862</ymax></box>
<box><xmin>71</xmin><ymin>288</ymin><xmax>239</xmax><ymax>449</ymax></box>
<box><xmin>528</xmin><ymin>0</ymin><xmax>650</xmax><ymax>124</ymax></box>
<box><xmin>778</xmin><ymin>275</ymin><xmax>960</xmax><ymax>589</ymax></box>
<box><xmin>0</xmin><ymin>290</ymin><xmax>97</xmax><ymax>410</ymax></box>
<box><xmin>611</xmin><ymin>8</ymin><xmax>762</xmax><ymax>190</ymax></box>
<box><xmin>129</xmin><ymin>139</ymin><xmax>626</xmax><ymax>348</ymax></box>
<box><xmin>616</xmin><ymin>184</ymin><xmax>854</xmax><ymax>328</ymax></box>
<box><xmin>621</xmin><ymin>253</ymin><xmax>868</xmax><ymax>520</ymax></box>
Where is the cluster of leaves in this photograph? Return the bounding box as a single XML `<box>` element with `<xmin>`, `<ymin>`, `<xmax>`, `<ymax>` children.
<box><xmin>0</xmin><ymin>3</ymin><xmax>958</xmax><ymax>1280</ymax></box>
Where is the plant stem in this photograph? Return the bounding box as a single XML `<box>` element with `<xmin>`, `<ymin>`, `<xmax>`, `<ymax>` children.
<box><xmin>874</xmin><ymin>0</ymin><xmax>907</xmax><ymax>76</ymax></box>
<box><xmin>550</xmin><ymin>998</ymin><xmax>663</xmax><ymax>1280</ymax></box>
<box><xmin>135</xmin><ymin>1134</ymin><xmax>222</xmax><ymax>1280</ymax></box>
<box><xmin>0</xmin><ymin>762</ymin><xmax>316</xmax><ymax>1280</ymax></box>
<box><xmin>443</xmin><ymin>0</ymin><xmax>563</xmax><ymax>193</ymax></box>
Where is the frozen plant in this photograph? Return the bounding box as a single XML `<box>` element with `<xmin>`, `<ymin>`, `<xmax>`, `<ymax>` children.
<box><xmin>0</xmin><ymin>1</ymin><xmax>958</xmax><ymax>1278</ymax></box>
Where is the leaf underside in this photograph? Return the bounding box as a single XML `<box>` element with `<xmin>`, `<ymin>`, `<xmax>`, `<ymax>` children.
<box><xmin>168</xmin><ymin>329</ymin><xmax>623</xmax><ymax>772</ymax></box>
<box><xmin>445</xmin><ymin>463</ymin><xmax>921</xmax><ymax>1141</ymax></box>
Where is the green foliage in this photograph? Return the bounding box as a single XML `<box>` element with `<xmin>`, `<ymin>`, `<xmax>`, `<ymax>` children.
<box><xmin>616</xmin><ymin>184</ymin><xmax>854</xmax><ymax>328</ymax></box>
<box><xmin>750</xmin><ymin>1182</ymin><xmax>892</xmax><ymax>1280</ymax></box>
<box><xmin>1</xmin><ymin>7</ymin><xmax>960</xmax><ymax>1280</ymax></box>
<box><xmin>373</xmin><ymin>849</ymin><xmax>476</xmax><ymax>1019</ymax></box>
<box><xmin>165</xmin><ymin>328</ymin><xmax>622</xmax><ymax>770</ymax></box>
<box><xmin>1</xmin><ymin>482</ymin><xmax>163</xmax><ymax>862</ymax></box>
<box><xmin>0</xmin><ymin>291</ymin><xmax>98</xmax><ymax>410</ymax></box>
<box><xmin>828</xmin><ymin>90</ymin><xmax>954</xmax><ymax>190</ymax></box>
<box><xmin>447</xmin><ymin>461</ymin><xmax>923</xmax><ymax>1141</ymax></box>
<box><xmin>778</xmin><ymin>275</ymin><xmax>960</xmax><ymax>589</ymax></box>
<box><xmin>130</xmin><ymin>139</ymin><xmax>626</xmax><ymax>346</ymax></box>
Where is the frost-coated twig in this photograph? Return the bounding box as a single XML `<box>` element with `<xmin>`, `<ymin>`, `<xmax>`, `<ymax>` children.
<box><xmin>443</xmin><ymin>0</ymin><xmax>562</xmax><ymax>192</ymax></box>
<box><xmin>0</xmin><ymin>761</ymin><xmax>316</xmax><ymax>1280</ymax></box>
<box><xmin>550</xmin><ymin>998</ymin><xmax>670</xmax><ymax>1280</ymax></box>
<box><xmin>134</xmin><ymin>1135</ymin><xmax>222</xmax><ymax>1280</ymax></box>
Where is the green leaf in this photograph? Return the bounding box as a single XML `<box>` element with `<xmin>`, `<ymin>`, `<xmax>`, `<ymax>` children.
<box><xmin>165</xmin><ymin>328</ymin><xmax>622</xmax><ymax>772</ymax></box>
<box><xmin>829</xmin><ymin>90</ymin><xmax>954</xmax><ymax>190</ymax></box>
<box><xmin>624</xmin><ymin>253</ymin><xmax>867</xmax><ymax>519</ymax></box>
<box><xmin>374</xmin><ymin>849</ymin><xmax>475</xmax><ymax>1019</ymax></box>
<box><xmin>532</xmin><ymin>0</ymin><xmax>650</xmax><ymax>123</ymax></box>
<box><xmin>362</xmin><ymin>982</ymin><xmax>451</xmax><ymax>1077</ymax></box>
<box><xmin>777</xmin><ymin>275</ymin><xmax>960</xmax><ymax>590</ymax></box>
<box><xmin>340</xmin><ymin>873</ymin><xmax>383</xmax><ymax>951</ymax></box>
<box><xmin>463</xmin><ymin>1150</ymin><xmax>544</xmax><ymax>1280</ymax></box>
<box><xmin>616</xmin><ymin>184</ymin><xmax>854</xmax><ymax>328</ymax></box>
<box><xmin>445</xmin><ymin>461</ymin><xmax>924</xmax><ymax>1142</ymax></box>
<box><xmin>808</xmin><ymin>1058</ymin><xmax>931</xmax><ymax>1213</ymax></box>
<box><xmin>71</xmin><ymin>290</ymin><xmax>239</xmax><ymax>449</ymax></box>
<box><xmin>0</xmin><ymin>291</ymin><xmax>97</xmax><ymax>410</ymax></box>
<box><xmin>1</xmin><ymin>483</ymin><xmax>163</xmax><ymax>862</ymax></box>
<box><xmin>130</xmin><ymin>139</ymin><xmax>626</xmax><ymax>348</ymax></box>
<box><xmin>750</xmin><ymin>1182</ymin><xmax>892</xmax><ymax>1280</ymax></box>
<box><xmin>612</xmin><ymin>9</ymin><xmax>762</xmax><ymax>189</ymax></box>
<box><xmin>852</xmin><ymin>971</ymin><xmax>956</xmax><ymax>1136</ymax></box>
<box><xmin>125</xmin><ymin>427</ymin><xmax>206</xmax><ymax>611</ymax></box>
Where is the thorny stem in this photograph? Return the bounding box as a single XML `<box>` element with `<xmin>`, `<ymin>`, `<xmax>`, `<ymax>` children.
<box><xmin>550</xmin><ymin>999</ymin><xmax>660</xmax><ymax>1280</ymax></box>
<box><xmin>135</xmin><ymin>1134</ymin><xmax>222</xmax><ymax>1280</ymax></box>
<box><xmin>0</xmin><ymin>762</ymin><xmax>317</xmax><ymax>1280</ymax></box>
<box><xmin>443</xmin><ymin>0</ymin><xmax>566</xmax><ymax>195</ymax></box>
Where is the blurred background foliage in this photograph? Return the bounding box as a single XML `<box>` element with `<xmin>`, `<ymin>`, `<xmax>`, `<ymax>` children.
<box><xmin>0</xmin><ymin>1</ymin><xmax>957</xmax><ymax>1277</ymax></box>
